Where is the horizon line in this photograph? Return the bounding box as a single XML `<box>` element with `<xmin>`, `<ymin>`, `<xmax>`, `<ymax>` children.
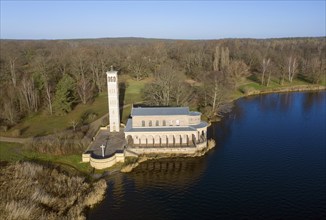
<box><xmin>1</xmin><ymin>35</ymin><xmax>325</xmax><ymax>41</ymax></box>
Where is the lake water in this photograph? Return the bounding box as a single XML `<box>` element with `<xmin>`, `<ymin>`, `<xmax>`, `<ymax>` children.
<box><xmin>88</xmin><ymin>91</ymin><xmax>326</xmax><ymax>219</ymax></box>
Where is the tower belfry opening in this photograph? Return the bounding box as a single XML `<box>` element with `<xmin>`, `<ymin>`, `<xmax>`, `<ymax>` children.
<box><xmin>106</xmin><ymin>67</ymin><xmax>120</xmax><ymax>132</ymax></box>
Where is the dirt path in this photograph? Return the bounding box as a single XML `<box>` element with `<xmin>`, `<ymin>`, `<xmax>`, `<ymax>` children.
<box><xmin>0</xmin><ymin>136</ymin><xmax>32</xmax><ymax>144</ymax></box>
<box><xmin>0</xmin><ymin>103</ymin><xmax>138</xmax><ymax>144</ymax></box>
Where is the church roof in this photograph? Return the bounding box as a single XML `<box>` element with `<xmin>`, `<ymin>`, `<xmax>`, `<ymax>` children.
<box><xmin>131</xmin><ymin>107</ymin><xmax>190</xmax><ymax>116</ymax></box>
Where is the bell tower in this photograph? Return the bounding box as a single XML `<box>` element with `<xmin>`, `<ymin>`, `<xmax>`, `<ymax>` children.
<box><xmin>106</xmin><ymin>66</ymin><xmax>120</xmax><ymax>132</ymax></box>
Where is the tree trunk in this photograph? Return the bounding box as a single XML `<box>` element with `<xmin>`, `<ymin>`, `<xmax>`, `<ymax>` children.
<box><xmin>9</xmin><ymin>58</ymin><xmax>17</xmax><ymax>87</ymax></box>
<box><xmin>213</xmin><ymin>46</ymin><xmax>220</xmax><ymax>71</ymax></box>
<box><xmin>261</xmin><ymin>58</ymin><xmax>270</xmax><ymax>86</ymax></box>
<box><xmin>266</xmin><ymin>70</ymin><xmax>271</xmax><ymax>86</ymax></box>
<box><xmin>45</xmin><ymin>84</ymin><xmax>53</xmax><ymax>115</ymax></box>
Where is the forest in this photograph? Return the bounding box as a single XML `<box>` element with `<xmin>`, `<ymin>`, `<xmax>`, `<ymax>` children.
<box><xmin>1</xmin><ymin>37</ymin><xmax>325</xmax><ymax>132</ymax></box>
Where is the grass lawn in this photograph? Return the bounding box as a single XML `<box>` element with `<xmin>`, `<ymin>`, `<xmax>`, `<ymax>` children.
<box><xmin>233</xmin><ymin>77</ymin><xmax>324</xmax><ymax>101</ymax></box>
<box><xmin>122</xmin><ymin>76</ymin><xmax>151</xmax><ymax>104</ymax></box>
<box><xmin>2</xmin><ymin>76</ymin><xmax>150</xmax><ymax>137</ymax></box>
<box><xmin>23</xmin><ymin>150</ymin><xmax>93</xmax><ymax>173</ymax></box>
<box><xmin>1</xmin><ymin>93</ymin><xmax>108</xmax><ymax>137</ymax></box>
<box><xmin>0</xmin><ymin>142</ymin><xmax>24</xmax><ymax>161</ymax></box>
<box><xmin>121</xmin><ymin>105</ymin><xmax>132</xmax><ymax>124</ymax></box>
<box><xmin>238</xmin><ymin>78</ymin><xmax>315</xmax><ymax>93</ymax></box>
<box><xmin>0</xmin><ymin>141</ymin><xmax>93</xmax><ymax>173</ymax></box>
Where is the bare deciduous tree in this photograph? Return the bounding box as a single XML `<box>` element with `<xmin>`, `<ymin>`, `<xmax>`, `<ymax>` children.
<box><xmin>261</xmin><ymin>58</ymin><xmax>271</xmax><ymax>86</ymax></box>
<box><xmin>70</xmin><ymin>119</ymin><xmax>79</xmax><ymax>131</ymax></box>
<box><xmin>287</xmin><ymin>56</ymin><xmax>298</xmax><ymax>83</ymax></box>
<box><xmin>19</xmin><ymin>75</ymin><xmax>39</xmax><ymax>112</ymax></box>
<box><xmin>144</xmin><ymin>65</ymin><xmax>180</xmax><ymax>106</ymax></box>
<box><xmin>73</xmin><ymin>53</ymin><xmax>95</xmax><ymax>104</ymax></box>
<box><xmin>213</xmin><ymin>46</ymin><xmax>220</xmax><ymax>71</ymax></box>
<box><xmin>228</xmin><ymin>60</ymin><xmax>250</xmax><ymax>84</ymax></box>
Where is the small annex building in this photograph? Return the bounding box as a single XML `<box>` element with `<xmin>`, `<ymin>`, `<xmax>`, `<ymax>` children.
<box><xmin>124</xmin><ymin>107</ymin><xmax>208</xmax><ymax>147</ymax></box>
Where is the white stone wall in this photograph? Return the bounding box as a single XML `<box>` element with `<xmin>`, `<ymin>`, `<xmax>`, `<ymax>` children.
<box><xmin>107</xmin><ymin>70</ymin><xmax>120</xmax><ymax>132</ymax></box>
<box><xmin>84</xmin><ymin>141</ymin><xmax>208</xmax><ymax>170</ymax></box>
<box><xmin>89</xmin><ymin>152</ymin><xmax>125</xmax><ymax>170</ymax></box>
<box><xmin>132</xmin><ymin>115</ymin><xmax>188</xmax><ymax>127</ymax></box>
<box><xmin>188</xmin><ymin>115</ymin><xmax>201</xmax><ymax>125</ymax></box>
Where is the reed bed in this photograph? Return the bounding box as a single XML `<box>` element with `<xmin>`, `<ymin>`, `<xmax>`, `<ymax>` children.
<box><xmin>0</xmin><ymin>161</ymin><xmax>106</xmax><ymax>220</ymax></box>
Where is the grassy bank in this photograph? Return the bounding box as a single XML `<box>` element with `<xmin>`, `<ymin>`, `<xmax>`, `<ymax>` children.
<box><xmin>0</xmin><ymin>141</ymin><xmax>93</xmax><ymax>174</ymax></box>
<box><xmin>235</xmin><ymin>79</ymin><xmax>325</xmax><ymax>100</ymax></box>
<box><xmin>0</xmin><ymin>93</ymin><xmax>108</xmax><ymax>138</ymax></box>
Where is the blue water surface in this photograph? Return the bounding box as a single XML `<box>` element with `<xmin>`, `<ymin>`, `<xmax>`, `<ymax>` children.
<box><xmin>88</xmin><ymin>92</ymin><xmax>326</xmax><ymax>220</ymax></box>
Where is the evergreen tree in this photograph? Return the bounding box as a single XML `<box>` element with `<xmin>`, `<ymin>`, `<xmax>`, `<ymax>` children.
<box><xmin>53</xmin><ymin>74</ymin><xmax>75</xmax><ymax>115</ymax></box>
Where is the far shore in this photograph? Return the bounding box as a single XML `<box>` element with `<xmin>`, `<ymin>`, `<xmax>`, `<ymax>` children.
<box><xmin>207</xmin><ymin>84</ymin><xmax>326</xmax><ymax>123</ymax></box>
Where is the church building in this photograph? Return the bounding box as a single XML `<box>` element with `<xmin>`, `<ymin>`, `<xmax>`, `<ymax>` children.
<box><xmin>83</xmin><ymin>67</ymin><xmax>210</xmax><ymax>169</ymax></box>
<box><xmin>124</xmin><ymin>107</ymin><xmax>208</xmax><ymax>147</ymax></box>
<box><xmin>106</xmin><ymin>67</ymin><xmax>209</xmax><ymax>148</ymax></box>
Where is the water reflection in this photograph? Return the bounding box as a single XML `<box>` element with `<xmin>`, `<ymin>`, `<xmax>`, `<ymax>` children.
<box><xmin>89</xmin><ymin>157</ymin><xmax>209</xmax><ymax>219</ymax></box>
<box><xmin>255</xmin><ymin>93</ymin><xmax>294</xmax><ymax>113</ymax></box>
<box><xmin>302</xmin><ymin>91</ymin><xmax>326</xmax><ymax>113</ymax></box>
<box><xmin>127</xmin><ymin>156</ymin><xmax>208</xmax><ymax>188</ymax></box>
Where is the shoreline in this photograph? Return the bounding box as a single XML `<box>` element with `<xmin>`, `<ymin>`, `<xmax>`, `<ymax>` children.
<box><xmin>120</xmin><ymin>139</ymin><xmax>216</xmax><ymax>173</ymax></box>
<box><xmin>117</xmin><ymin>85</ymin><xmax>325</xmax><ymax>172</ymax></box>
<box><xmin>239</xmin><ymin>84</ymin><xmax>325</xmax><ymax>97</ymax></box>
<box><xmin>207</xmin><ymin>84</ymin><xmax>326</xmax><ymax>123</ymax></box>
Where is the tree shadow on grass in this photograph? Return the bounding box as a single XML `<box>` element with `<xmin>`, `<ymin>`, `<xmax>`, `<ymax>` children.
<box><xmin>247</xmin><ymin>74</ymin><xmax>260</xmax><ymax>84</ymax></box>
<box><xmin>297</xmin><ymin>74</ymin><xmax>313</xmax><ymax>84</ymax></box>
<box><xmin>20</xmin><ymin>126</ymin><xmax>30</xmax><ymax>136</ymax></box>
<box><xmin>119</xmin><ymin>82</ymin><xmax>126</xmax><ymax>121</ymax></box>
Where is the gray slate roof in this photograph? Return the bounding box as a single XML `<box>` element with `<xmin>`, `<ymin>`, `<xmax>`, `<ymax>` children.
<box><xmin>131</xmin><ymin>107</ymin><xmax>190</xmax><ymax>116</ymax></box>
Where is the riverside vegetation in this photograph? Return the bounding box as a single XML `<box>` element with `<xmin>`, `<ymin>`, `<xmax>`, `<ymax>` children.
<box><xmin>0</xmin><ymin>161</ymin><xmax>106</xmax><ymax>220</ymax></box>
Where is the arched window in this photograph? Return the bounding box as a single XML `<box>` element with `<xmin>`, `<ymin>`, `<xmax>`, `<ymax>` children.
<box><xmin>163</xmin><ymin>120</ymin><xmax>166</xmax><ymax>126</ymax></box>
<box><xmin>169</xmin><ymin>120</ymin><xmax>173</xmax><ymax>126</ymax></box>
<box><xmin>113</xmin><ymin>77</ymin><xmax>116</xmax><ymax>82</ymax></box>
<box><xmin>142</xmin><ymin>120</ymin><xmax>145</xmax><ymax>127</ymax></box>
<box><xmin>176</xmin><ymin>120</ymin><xmax>180</xmax><ymax>126</ymax></box>
<box><xmin>156</xmin><ymin>120</ymin><xmax>159</xmax><ymax>126</ymax></box>
<box><xmin>149</xmin><ymin>121</ymin><xmax>152</xmax><ymax>127</ymax></box>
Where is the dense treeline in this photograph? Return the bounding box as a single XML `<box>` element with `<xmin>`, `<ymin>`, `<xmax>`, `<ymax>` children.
<box><xmin>0</xmin><ymin>37</ymin><xmax>325</xmax><ymax>128</ymax></box>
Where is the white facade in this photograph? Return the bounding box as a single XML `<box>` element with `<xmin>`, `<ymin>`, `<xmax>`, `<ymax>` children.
<box><xmin>106</xmin><ymin>68</ymin><xmax>120</xmax><ymax>132</ymax></box>
<box><xmin>124</xmin><ymin>107</ymin><xmax>208</xmax><ymax>147</ymax></box>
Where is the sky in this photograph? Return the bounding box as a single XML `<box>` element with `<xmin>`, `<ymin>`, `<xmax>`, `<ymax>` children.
<box><xmin>1</xmin><ymin>1</ymin><xmax>325</xmax><ymax>40</ymax></box>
